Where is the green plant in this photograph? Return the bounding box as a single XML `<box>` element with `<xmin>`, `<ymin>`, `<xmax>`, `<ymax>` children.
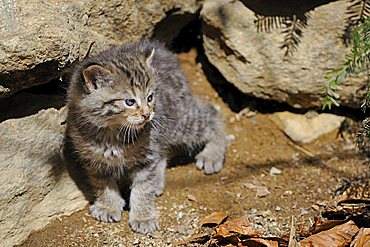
<box><xmin>323</xmin><ymin>17</ymin><xmax>370</xmax><ymax>148</ymax></box>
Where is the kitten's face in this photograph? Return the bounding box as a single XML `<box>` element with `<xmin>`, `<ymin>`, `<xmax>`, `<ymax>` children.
<box><xmin>99</xmin><ymin>84</ymin><xmax>155</xmax><ymax>129</ymax></box>
<box><xmin>79</xmin><ymin>51</ymin><xmax>157</xmax><ymax>129</ymax></box>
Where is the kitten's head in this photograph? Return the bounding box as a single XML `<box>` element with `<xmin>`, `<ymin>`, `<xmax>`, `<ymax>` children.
<box><xmin>77</xmin><ymin>49</ymin><xmax>157</xmax><ymax>130</ymax></box>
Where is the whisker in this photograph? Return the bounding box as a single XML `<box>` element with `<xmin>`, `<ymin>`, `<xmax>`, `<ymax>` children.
<box><xmin>150</xmin><ymin>121</ymin><xmax>159</xmax><ymax>133</ymax></box>
<box><xmin>151</xmin><ymin>118</ymin><xmax>165</xmax><ymax>130</ymax></box>
<box><xmin>155</xmin><ymin>114</ymin><xmax>175</xmax><ymax>122</ymax></box>
<box><xmin>128</xmin><ymin>123</ymin><xmax>134</xmax><ymax>144</ymax></box>
<box><xmin>123</xmin><ymin>123</ymin><xmax>130</xmax><ymax>144</ymax></box>
<box><xmin>118</xmin><ymin>122</ymin><xmax>126</xmax><ymax>136</ymax></box>
<box><xmin>133</xmin><ymin>125</ymin><xmax>138</xmax><ymax>142</ymax></box>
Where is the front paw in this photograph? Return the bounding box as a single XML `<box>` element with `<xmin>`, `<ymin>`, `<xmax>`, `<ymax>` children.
<box><xmin>89</xmin><ymin>200</ymin><xmax>124</xmax><ymax>223</ymax></box>
<box><xmin>128</xmin><ymin>213</ymin><xmax>158</xmax><ymax>234</ymax></box>
<box><xmin>195</xmin><ymin>150</ymin><xmax>224</xmax><ymax>175</ymax></box>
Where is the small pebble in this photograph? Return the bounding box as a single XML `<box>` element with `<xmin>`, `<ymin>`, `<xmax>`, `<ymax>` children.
<box><xmin>213</xmin><ymin>104</ymin><xmax>221</xmax><ymax>111</ymax></box>
<box><xmin>187</xmin><ymin>194</ymin><xmax>196</xmax><ymax>202</ymax></box>
<box><xmin>311</xmin><ymin>204</ymin><xmax>320</xmax><ymax>211</ymax></box>
<box><xmin>238</xmin><ymin>107</ymin><xmax>256</xmax><ymax>118</ymax></box>
<box><xmin>250</xmin><ymin>116</ymin><xmax>257</xmax><ymax>125</ymax></box>
<box><xmin>178</xmin><ymin>211</ymin><xmax>183</xmax><ymax>219</ymax></box>
<box><xmin>283</xmin><ymin>190</ymin><xmax>293</xmax><ymax>196</ymax></box>
<box><xmin>81</xmin><ymin>14</ymin><xmax>89</xmax><ymax>25</ymax></box>
<box><xmin>262</xmin><ymin>210</ymin><xmax>272</xmax><ymax>217</ymax></box>
<box><xmin>175</xmin><ymin>225</ymin><xmax>186</xmax><ymax>234</ymax></box>
<box><xmin>269</xmin><ymin>167</ymin><xmax>282</xmax><ymax>175</ymax></box>
<box><xmin>226</xmin><ymin>134</ymin><xmax>236</xmax><ymax>141</ymax></box>
<box><xmin>243</xmin><ymin>182</ymin><xmax>256</xmax><ymax>189</ymax></box>
<box><xmin>300</xmin><ymin>208</ymin><xmax>309</xmax><ymax>215</ymax></box>
<box><xmin>316</xmin><ymin>200</ymin><xmax>327</xmax><ymax>206</ymax></box>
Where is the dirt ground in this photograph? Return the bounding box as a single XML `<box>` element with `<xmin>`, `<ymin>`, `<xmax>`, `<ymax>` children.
<box><xmin>19</xmin><ymin>49</ymin><xmax>368</xmax><ymax>247</ymax></box>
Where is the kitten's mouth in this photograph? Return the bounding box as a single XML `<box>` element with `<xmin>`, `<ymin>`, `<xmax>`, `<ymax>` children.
<box><xmin>135</xmin><ymin>121</ymin><xmax>147</xmax><ymax>127</ymax></box>
<box><xmin>128</xmin><ymin>113</ymin><xmax>153</xmax><ymax>127</ymax></box>
<box><xmin>128</xmin><ymin>120</ymin><xmax>146</xmax><ymax>127</ymax></box>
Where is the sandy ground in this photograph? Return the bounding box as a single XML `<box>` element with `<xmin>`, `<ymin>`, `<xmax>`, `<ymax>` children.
<box><xmin>18</xmin><ymin>49</ymin><xmax>368</xmax><ymax>247</ymax></box>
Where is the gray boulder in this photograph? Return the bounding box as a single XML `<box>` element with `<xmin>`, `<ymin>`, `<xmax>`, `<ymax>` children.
<box><xmin>0</xmin><ymin>107</ymin><xmax>87</xmax><ymax>247</ymax></box>
<box><xmin>0</xmin><ymin>0</ymin><xmax>199</xmax><ymax>98</ymax></box>
<box><xmin>201</xmin><ymin>0</ymin><xmax>364</xmax><ymax>109</ymax></box>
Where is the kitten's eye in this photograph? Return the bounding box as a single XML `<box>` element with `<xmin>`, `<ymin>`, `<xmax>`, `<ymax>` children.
<box><xmin>147</xmin><ymin>94</ymin><xmax>153</xmax><ymax>103</ymax></box>
<box><xmin>124</xmin><ymin>99</ymin><xmax>136</xmax><ymax>107</ymax></box>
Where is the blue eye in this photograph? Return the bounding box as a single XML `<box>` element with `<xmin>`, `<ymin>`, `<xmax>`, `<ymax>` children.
<box><xmin>147</xmin><ymin>94</ymin><xmax>153</xmax><ymax>103</ymax></box>
<box><xmin>125</xmin><ymin>99</ymin><xmax>135</xmax><ymax>106</ymax></box>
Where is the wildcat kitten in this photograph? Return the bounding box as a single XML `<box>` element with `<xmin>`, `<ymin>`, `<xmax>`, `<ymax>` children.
<box><xmin>64</xmin><ymin>40</ymin><xmax>226</xmax><ymax>234</ymax></box>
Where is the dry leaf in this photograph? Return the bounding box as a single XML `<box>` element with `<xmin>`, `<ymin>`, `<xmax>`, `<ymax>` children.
<box><xmin>300</xmin><ymin>220</ymin><xmax>360</xmax><ymax>247</ymax></box>
<box><xmin>242</xmin><ymin>238</ymin><xmax>279</xmax><ymax>247</ymax></box>
<box><xmin>200</xmin><ymin>212</ymin><xmax>229</xmax><ymax>226</ymax></box>
<box><xmin>215</xmin><ymin>215</ymin><xmax>261</xmax><ymax>238</ymax></box>
<box><xmin>309</xmin><ymin>219</ymin><xmax>346</xmax><ymax>234</ymax></box>
<box><xmin>351</xmin><ymin>228</ymin><xmax>370</xmax><ymax>247</ymax></box>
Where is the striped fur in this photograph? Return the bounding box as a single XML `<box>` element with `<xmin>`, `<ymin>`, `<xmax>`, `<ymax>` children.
<box><xmin>64</xmin><ymin>40</ymin><xmax>227</xmax><ymax>234</ymax></box>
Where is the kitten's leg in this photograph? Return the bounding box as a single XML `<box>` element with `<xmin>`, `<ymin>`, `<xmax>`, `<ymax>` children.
<box><xmin>194</xmin><ymin>107</ymin><xmax>227</xmax><ymax>175</ymax></box>
<box><xmin>128</xmin><ymin>160</ymin><xmax>165</xmax><ymax>234</ymax></box>
<box><xmin>88</xmin><ymin>172</ymin><xmax>125</xmax><ymax>223</ymax></box>
<box><xmin>154</xmin><ymin>158</ymin><xmax>167</xmax><ymax>196</ymax></box>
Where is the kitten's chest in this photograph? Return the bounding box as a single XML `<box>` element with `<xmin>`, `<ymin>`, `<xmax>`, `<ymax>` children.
<box><xmin>101</xmin><ymin>145</ymin><xmax>124</xmax><ymax>160</ymax></box>
<box><xmin>97</xmin><ymin>137</ymin><xmax>153</xmax><ymax>167</ymax></box>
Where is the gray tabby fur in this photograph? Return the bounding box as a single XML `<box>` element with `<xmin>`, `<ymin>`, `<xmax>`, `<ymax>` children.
<box><xmin>64</xmin><ymin>40</ymin><xmax>226</xmax><ymax>234</ymax></box>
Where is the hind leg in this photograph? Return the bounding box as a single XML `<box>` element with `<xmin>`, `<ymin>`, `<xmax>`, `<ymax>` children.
<box><xmin>179</xmin><ymin>102</ymin><xmax>227</xmax><ymax>175</ymax></box>
<box><xmin>195</xmin><ymin>117</ymin><xmax>227</xmax><ymax>174</ymax></box>
<box><xmin>153</xmin><ymin>158</ymin><xmax>167</xmax><ymax>196</ymax></box>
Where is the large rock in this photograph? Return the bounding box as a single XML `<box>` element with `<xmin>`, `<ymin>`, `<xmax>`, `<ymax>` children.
<box><xmin>0</xmin><ymin>107</ymin><xmax>87</xmax><ymax>247</ymax></box>
<box><xmin>201</xmin><ymin>0</ymin><xmax>364</xmax><ymax>109</ymax></box>
<box><xmin>0</xmin><ymin>0</ymin><xmax>199</xmax><ymax>98</ymax></box>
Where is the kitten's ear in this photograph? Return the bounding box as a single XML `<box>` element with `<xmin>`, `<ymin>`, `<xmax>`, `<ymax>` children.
<box><xmin>146</xmin><ymin>48</ymin><xmax>155</xmax><ymax>67</ymax></box>
<box><xmin>82</xmin><ymin>65</ymin><xmax>113</xmax><ymax>91</ymax></box>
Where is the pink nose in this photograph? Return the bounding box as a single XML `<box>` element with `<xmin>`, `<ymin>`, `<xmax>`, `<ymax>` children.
<box><xmin>142</xmin><ymin>113</ymin><xmax>150</xmax><ymax>120</ymax></box>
